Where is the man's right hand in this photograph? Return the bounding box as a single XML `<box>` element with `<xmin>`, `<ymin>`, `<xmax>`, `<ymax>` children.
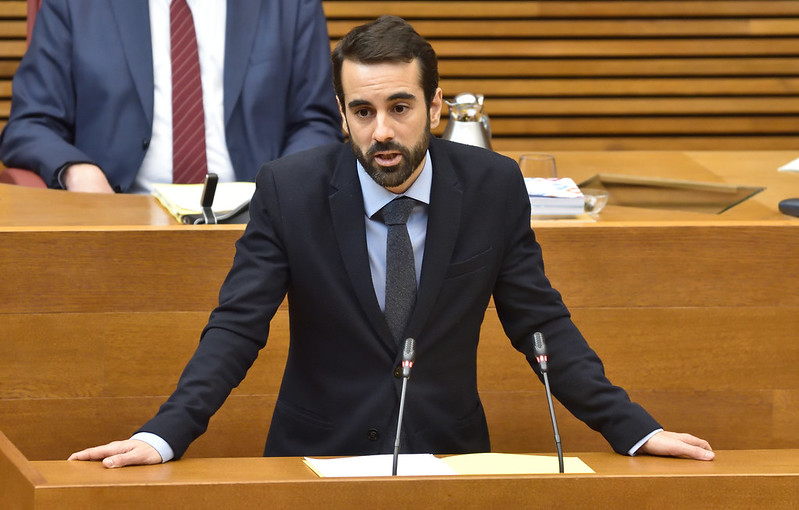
<box><xmin>62</xmin><ymin>163</ymin><xmax>115</xmax><ymax>193</ymax></box>
<box><xmin>68</xmin><ymin>439</ymin><xmax>162</xmax><ymax>468</ymax></box>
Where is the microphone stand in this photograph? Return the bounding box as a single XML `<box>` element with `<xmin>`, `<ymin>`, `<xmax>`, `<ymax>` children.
<box><xmin>533</xmin><ymin>332</ymin><xmax>564</xmax><ymax>473</ymax></box>
<box><xmin>392</xmin><ymin>373</ymin><xmax>410</xmax><ymax>475</ymax></box>
<box><xmin>392</xmin><ymin>338</ymin><xmax>416</xmax><ymax>476</ymax></box>
<box><xmin>541</xmin><ymin>370</ymin><xmax>564</xmax><ymax>473</ymax></box>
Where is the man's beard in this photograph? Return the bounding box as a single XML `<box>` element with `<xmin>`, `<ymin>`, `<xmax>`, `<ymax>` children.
<box><xmin>350</xmin><ymin>121</ymin><xmax>430</xmax><ymax>189</ymax></box>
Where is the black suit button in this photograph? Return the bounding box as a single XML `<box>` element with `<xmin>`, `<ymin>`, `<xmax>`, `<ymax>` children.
<box><xmin>366</xmin><ymin>428</ymin><xmax>379</xmax><ymax>441</ymax></box>
<box><xmin>142</xmin><ymin>139</ymin><xmax>150</xmax><ymax>149</ymax></box>
<box><xmin>394</xmin><ymin>366</ymin><xmax>402</xmax><ymax>378</ymax></box>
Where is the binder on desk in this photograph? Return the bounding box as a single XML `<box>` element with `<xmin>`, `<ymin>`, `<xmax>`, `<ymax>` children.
<box><xmin>152</xmin><ymin>181</ymin><xmax>255</xmax><ymax>224</ymax></box>
<box><xmin>578</xmin><ymin>173</ymin><xmax>763</xmax><ymax>214</ymax></box>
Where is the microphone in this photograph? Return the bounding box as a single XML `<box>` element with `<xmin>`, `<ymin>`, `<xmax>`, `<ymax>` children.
<box><xmin>533</xmin><ymin>332</ymin><xmax>564</xmax><ymax>473</ymax></box>
<box><xmin>199</xmin><ymin>173</ymin><xmax>219</xmax><ymax>225</ymax></box>
<box><xmin>392</xmin><ymin>338</ymin><xmax>416</xmax><ymax>476</ymax></box>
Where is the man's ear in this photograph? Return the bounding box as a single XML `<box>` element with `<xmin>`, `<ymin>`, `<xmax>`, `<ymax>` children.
<box><xmin>336</xmin><ymin>97</ymin><xmax>349</xmax><ymax>135</ymax></box>
<box><xmin>429</xmin><ymin>87</ymin><xmax>443</xmax><ymax>129</ymax></box>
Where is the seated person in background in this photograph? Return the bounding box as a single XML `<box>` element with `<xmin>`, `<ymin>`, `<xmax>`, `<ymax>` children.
<box><xmin>70</xmin><ymin>16</ymin><xmax>714</xmax><ymax>467</ymax></box>
<box><xmin>0</xmin><ymin>0</ymin><xmax>342</xmax><ymax>193</ymax></box>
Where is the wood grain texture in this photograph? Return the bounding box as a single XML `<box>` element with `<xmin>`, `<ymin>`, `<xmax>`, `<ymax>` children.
<box><xmin>321</xmin><ymin>0</ymin><xmax>799</xmax><ymax>150</ymax></box>
<box><xmin>2</xmin><ymin>449</ymin><xmax>798</xmax><ymax>510</ymax></box>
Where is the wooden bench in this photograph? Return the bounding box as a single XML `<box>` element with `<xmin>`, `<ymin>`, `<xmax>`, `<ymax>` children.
<box><xmin>1</xmin><ymin>1</ymin><xmax>799</xmax><ymax>151</ymax></box>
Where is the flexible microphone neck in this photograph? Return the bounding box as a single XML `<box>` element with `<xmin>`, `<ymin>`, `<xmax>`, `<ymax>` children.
<box><xmin>392</xmin><ymin>338</ymin><xmax>415</xmax><ymax>476</ymax></box>
<box><xmin>533</xmin><ymin>332</ymin><xmax>564</xmax><ymax>473</ymax></box>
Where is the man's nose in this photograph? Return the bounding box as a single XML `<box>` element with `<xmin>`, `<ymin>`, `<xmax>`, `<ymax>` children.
<box><xmin>372</xmin><ymin>112</ymin><xmax>395</xmax><ymax>142</ymax></box>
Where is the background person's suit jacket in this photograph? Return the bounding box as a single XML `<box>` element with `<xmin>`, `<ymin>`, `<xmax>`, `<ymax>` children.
<box><xmin>0</xmin><ymin>0</ymin><xmax>342</xmax><ymax>190</ymax></box>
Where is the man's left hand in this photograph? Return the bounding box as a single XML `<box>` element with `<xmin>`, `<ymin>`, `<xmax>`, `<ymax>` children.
<box><xmin>640</xmin><ymin>430</ymin><xmax>715</xmax><ymax>461</ymax></box>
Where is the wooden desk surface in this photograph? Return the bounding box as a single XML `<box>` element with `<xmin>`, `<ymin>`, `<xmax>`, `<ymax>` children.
<box><xmin>1</xmin><ymin>150</ymin><xmax>798</xmax><ymax>227</ymax></box>
<box><xmin>0</xmin><ymin>183</ymin><xmax>176</xmax><ymax>226</ymax></box>
<box><xmin>7</xmin><ymin>448</ymin><xmax>799</xmax><ymax>509</ymax></box>
<box><xmin>509</xmin><ymin>150</ymin><xmax>799</xmax><ymax>224</ymax></box>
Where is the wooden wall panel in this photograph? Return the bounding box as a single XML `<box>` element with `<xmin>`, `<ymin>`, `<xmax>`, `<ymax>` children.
<box><xmin>3</xmin><ymin>210</ymin><xmax>799</xmax><ymax>461</ymax></box>
<box><xmin>0</xmin><ymin>229</ymin><xmax>241</xmax><ymax>313</ymax></box>
<box><xmin>2</xmin><ymin>225</ymin><xmax>797</xmax><ymax>314</ymax></box>
<box><xmin>323</xmin><ymin>1</ymin><xmax>799</xmax><ymax>150</ymax></box>
<box><xmin>3</xmin><ymin>301</ymin><xmax>798</xmax><ymax>460</ymax></box>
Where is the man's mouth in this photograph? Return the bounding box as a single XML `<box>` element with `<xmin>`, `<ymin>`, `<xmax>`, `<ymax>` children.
<box><xmin>372</xmin><ymin>151</ymin><xmax>402</xmax><ymax>167</ymax></box>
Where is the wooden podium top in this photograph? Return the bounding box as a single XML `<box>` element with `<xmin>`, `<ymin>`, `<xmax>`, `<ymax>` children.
<box><xmin>1</xmin><ymin>150</ymin><xmax>798</xmax><ymax>228</ymax></box>
<box><xmin>3</xmin><ymin>429</ymin><xmax>798</xmax><ymax>510</ymax></box>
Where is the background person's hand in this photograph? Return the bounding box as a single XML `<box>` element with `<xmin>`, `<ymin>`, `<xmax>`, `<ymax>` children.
<box><xmin>62</xmin><ymin>163</ymin><xmax>115</xmax><ymax>193</ymax></box>
<box><xmin>68</xmin><ymin>439</ymin><xmax>162</xmax><ymax>468</ymax></box>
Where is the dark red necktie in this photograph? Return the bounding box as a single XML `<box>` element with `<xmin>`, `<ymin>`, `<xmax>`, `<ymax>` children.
<box><xmin>170</xmin><ymin>0</ymin><xmax>207</xmax><ymax>184</ymax></box>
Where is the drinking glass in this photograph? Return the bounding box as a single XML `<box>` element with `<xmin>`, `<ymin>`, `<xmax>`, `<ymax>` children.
<box><xmin>518</xmin><ymin>153</ymin><xmax>557</xmax><ymax>178</ymax></box>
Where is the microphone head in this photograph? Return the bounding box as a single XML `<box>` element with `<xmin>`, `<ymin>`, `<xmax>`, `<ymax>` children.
<box><xmin>402</xmin><ymin>337</ymin><xmax>416</xmax><ymax>363</ymax></box>
<box><xmin>532</xmin><ymin>332</ymin><xmax>548</xmax><ymax>372</ymax></box>
<box><xmin>533</xmin><ymin>332</ymin><xmax>547</xmax><ymax>356</ymax></box>
<box><xmin>401</xmin><ymin>338</ymin><xmax>416</xmax><ymax>377</ymax></box>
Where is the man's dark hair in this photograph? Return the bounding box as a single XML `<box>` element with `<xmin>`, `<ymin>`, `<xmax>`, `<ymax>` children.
<box><xmin>331</xmin><ymin>15</ymin><xmax>439</xmax><ymax>108</ymax></box>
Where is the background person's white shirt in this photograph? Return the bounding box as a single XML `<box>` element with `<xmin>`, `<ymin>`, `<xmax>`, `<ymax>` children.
<box><xmin>131</xmin><ymin>0</ymin><xmax>235</xmax><ymax>194</ymax></box>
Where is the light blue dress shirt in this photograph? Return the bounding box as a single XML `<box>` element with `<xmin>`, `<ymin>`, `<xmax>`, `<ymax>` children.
<box><xmin>358</xmin><ymin>151</ymin><xmax>432</xmax><ymax>311</ymax></box>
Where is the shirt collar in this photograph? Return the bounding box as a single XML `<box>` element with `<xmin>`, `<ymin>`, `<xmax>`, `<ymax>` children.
<box><xmin>357</xmin><ymin>150</ymin><xmax>432</xmax><ymax>218</ymax></box>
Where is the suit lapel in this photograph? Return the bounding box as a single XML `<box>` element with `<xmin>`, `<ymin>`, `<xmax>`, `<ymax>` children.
<box><xmin>328</xmin><ymin>148</ymin><xmax>397</xmax><ymax>352</ymax></box>
<box><xmin>111</xmin><ymin>1</ymin><xmax>153</xmax><ymax>125</ymax></box>
<box><xmin>408</xmin><ymin>138</ymin><xmax>463</xmax><ymax>338</ymax></box>
<box><xmin>223</xmin><ymin>0</ymin><xmax>261</xmax><ymax>124</ymax></box>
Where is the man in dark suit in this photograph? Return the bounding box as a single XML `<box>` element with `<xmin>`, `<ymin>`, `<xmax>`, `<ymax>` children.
<box><xmin>0</xmin><ymin>0</ymin><xmax>342</xmax><ymax>192</ymax></box>
<box><xmin>70</xmin><ymin>16</ymin><xmax>714</xmax><ymax>467</ymax></box>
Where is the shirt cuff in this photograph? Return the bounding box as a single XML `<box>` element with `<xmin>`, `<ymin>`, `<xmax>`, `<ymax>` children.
<box><xmin>130</xmin><ymin>432</ymin><xmax>175</xmax><ymax>463</ymax></box>
<box><xmin>628</xmin><ymin>428</ymin><xmax>663</xmax><ymax>456</ymax></box>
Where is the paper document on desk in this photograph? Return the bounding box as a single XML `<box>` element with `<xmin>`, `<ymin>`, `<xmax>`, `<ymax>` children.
<box><xmin>442</xmin><ymin>452</ymin><xmax>594</xmax><ymax>474</ymax></box>
<box><xmin>524</xmin><ymin>177</ymin><xmax>585</xmax><ymax>216</ymax></box>
<box><xmin>152</xmin><ymin>181</ymin><xmax>255</xmax><ymax>223</ymax></box>
<box><xmin>303</xmin><ymin>454</ymin><xmax>456</xmax><ymax>477</ymax></box>
<box><xmin>303</xmin><ymin>452</ymin><xmax>594</xmax><ymax>477</ymax></box>
<box><xmin>778</xmin><ymin>158</ymin><xmax>799</xmax><ymax>172</ymax></box>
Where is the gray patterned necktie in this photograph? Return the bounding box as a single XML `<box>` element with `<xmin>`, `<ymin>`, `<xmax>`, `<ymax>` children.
<box><xmin>376</xmin><ymin>196</ymin><xmax>417</xmax><ymax>342</ymax></box>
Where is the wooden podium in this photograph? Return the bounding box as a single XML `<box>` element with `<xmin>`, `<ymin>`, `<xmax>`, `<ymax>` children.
<box><xmin>2</xmin><ymin>430</ymin><xmax>798</xmax><ymax>509</ymax></box>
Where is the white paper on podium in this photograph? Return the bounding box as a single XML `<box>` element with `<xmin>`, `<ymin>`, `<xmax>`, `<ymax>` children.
<box><xmin>303</xmin><ymin>454</ymin><xmax>456</xmax><ymax>477</ymax></box>
<box><xmin>778</xmin><ymin>158</ymin><xmax>799</xmax><ymax>172</ymax></box>
<box><xmin>303</xmin><ymin>452</ymin><xmax>595</xmax><ymax>477</ymax></box>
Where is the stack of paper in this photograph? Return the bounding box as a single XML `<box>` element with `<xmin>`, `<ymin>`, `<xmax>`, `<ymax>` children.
<box><xmin>152</xmin><ymin>181</ymin><xmax>255</xmax><ymax>224</ymax></box>
<box><xmin>524</xmin><ymin>177</ymin><xmax>584</xmax><ymax>216</ymax></box>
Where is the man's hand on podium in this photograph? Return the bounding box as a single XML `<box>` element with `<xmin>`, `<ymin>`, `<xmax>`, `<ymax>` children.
<box><xmin>640</xmin><ymin>430</ymin><xmax>715</xmax><ymax>461</ymax></box>
<box><xmin>68</xmin><ymin>439</ymin><xmax>162</xmax><ymax>468</ymax></box>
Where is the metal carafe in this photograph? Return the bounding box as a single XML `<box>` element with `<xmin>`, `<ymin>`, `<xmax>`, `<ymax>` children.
<box><xmin>442</xmin><ymin>92</ymin><xmax>492</xmax><ymax>150</ymax></box>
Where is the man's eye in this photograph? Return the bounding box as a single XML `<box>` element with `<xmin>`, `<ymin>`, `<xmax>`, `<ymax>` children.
<box><xmin>354</xmin><ymin>109</ymin><xmax>371</xmax><ymax>118</ymax></box>
<box><xmin>393</xmin><ymin>104</ymin><xmax>408</xmax><ymax>114</ymax></box>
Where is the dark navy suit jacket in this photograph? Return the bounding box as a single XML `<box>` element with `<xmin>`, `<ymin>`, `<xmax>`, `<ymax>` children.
<box><xmin>0</xmin><ymin>0</ymin><xmax>342</xmax><ymax>190</ymax></box>
<box><xmin>138</xmin><ymin>137</ymin><xmax>661</xmax><ymax>459</ymax></box>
